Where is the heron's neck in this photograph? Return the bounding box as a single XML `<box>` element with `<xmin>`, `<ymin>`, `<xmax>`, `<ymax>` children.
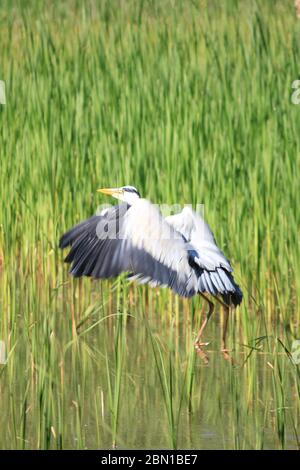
<box><xmin>121</xmin><ymin>193</ymin><xmax>140</xmax><ymax>205</ymax></box>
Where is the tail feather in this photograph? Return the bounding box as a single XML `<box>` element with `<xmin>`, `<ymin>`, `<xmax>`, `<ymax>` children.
<box><xmin>197</xmin><ymin>267</ymin><xmax>243</xmax><ymax>307</ymax></box>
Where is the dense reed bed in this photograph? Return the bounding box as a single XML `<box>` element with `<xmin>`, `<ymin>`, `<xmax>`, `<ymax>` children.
<box><xmin>0</xmin><ymin>0</ymin><xmax>299</xmax><ymax>449</ymax></box>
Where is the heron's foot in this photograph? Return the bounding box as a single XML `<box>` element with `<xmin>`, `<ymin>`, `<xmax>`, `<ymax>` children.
<box><xmin>194</xmin><ymin>341</ymin><xmax>210</xmax><ymax>364</ymax></box>
<box><xmin>221</xmin><ymin>348</ymin><xmax>235</xmax><ymax>363</ymax></box>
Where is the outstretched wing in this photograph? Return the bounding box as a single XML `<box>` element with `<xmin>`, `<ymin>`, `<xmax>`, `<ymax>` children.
<box><xmin>165</xmin><ymin>207</ymin><xmax>243</xmax><ymax>306</ymax></box>
<box><xmin>59</xmin><ymin>200</ymin><xmax>198</xmax><ymax>297</ymax></box>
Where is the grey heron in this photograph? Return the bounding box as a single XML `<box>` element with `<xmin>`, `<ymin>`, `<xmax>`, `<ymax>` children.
<box><xmin>59</xmin><ymin>186</ymin><xmax>243</xmax><ymax>362</ymax></box>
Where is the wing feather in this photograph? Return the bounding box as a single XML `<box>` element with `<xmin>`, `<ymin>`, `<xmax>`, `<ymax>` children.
<box><xmin>59</xmin><ymin>200</ymin><xmax>243</xmax><ymax>305</ymax></box>
<box><xmin>59</xmin><ymin>201</ymin><xmax>198</xmax><ymax>297</ymax></box>
<box><xmin>166</xmin><ymin>207</ymin><xmax>243</xmax><ymax>305</ymax></box>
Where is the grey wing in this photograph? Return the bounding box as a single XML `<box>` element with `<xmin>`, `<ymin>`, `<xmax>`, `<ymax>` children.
<box><xmin>165</xmin><ymin>207</ymin><xmax>243</xmax><ymax>306</ymax></box>
<box><xmin>59</xmin><ymin>200</ymin><xmax>198</xmax><ymax>298</ymax></box>
<box><xmin>59</xmin><ymin>203</ymin><xmax>132</xmax><ymax>278</ymax></box>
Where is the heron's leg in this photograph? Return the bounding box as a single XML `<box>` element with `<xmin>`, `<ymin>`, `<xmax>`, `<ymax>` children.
<box><xmin>194</xmin><ymin>293</ymin><xmax>214</xmax><ymax>364</ymax></box>
<box><xmin>221</xmin><ymin>305</ymin><xmax>230</xmax><ymax>357</ymax></box>
<box><xmin>212</xmin><ymin>296</ymin><xmax>233</xmax><ymax>362</ymax></box>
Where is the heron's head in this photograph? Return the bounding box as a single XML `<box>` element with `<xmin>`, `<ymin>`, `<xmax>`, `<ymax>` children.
<box><xmin>97</xmin><ymin>185</ymin><xmax>141</xmax><ymax>204</ymax></box>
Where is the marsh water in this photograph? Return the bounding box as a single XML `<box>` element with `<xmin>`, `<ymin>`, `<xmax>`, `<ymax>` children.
<box><xmin>0</xmin><ymin>283</ymin><xmax>298</xmax><ymax>450</ymax></box>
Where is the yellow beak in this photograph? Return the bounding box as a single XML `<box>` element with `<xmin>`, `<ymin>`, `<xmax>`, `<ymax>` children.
<box><xmin>97</xmin><ymin>187</ymin><xmax>122</xmax><ymax>196</ymax></box>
